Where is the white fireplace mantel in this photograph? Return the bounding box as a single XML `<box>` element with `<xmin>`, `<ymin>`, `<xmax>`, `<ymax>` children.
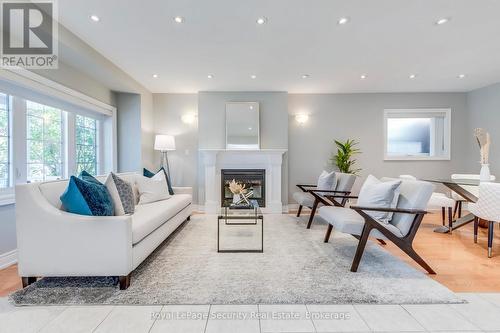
<box><xmin>199</xmin><ymin>149</ymin><xmax>287</xmax><ymax>213</ymax></box>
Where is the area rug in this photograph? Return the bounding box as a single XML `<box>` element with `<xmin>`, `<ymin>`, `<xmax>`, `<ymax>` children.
<box><xmin>10</xmin><ymin>214</ymin><xmax>463</xmax><ymax>305</ymax></box>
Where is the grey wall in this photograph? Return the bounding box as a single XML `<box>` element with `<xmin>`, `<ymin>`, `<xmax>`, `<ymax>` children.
<box><xmin>153</xmin><ymin>94</ymin><xmax>199</xmax><ymax>203</ymax></box>
<box><xmin>466</xmin><ymin>83</ymin><xmax>500</xmax><ymax>177</ymax></box>
<box><xmin>116</xmin><ymin>93</ymin><xmax>142</xmax><ymax>172</ymax></box>
<box><xmin>0</xmin><ymin>205</ymin><xmax>16</xmax><ymax>257</ymax></box>
<box><xmin>197</xmin><ymin>92</ymin><xmax>289</xmax><ymax>205</ymax></box>
<box><xmin>198</xmin><ymin>92</ymin><xmax>288</xmax><ymax>149</ymax></box>
<box><xmin>288</xmin><ymin>93</ymin><xmax>469</xmax><ymax>200</ymax></box>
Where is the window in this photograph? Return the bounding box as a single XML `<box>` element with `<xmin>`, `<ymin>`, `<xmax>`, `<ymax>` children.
<box><xmin>0</xmin><ymin>93</ymin><xmax>9</xmax><ymax>188</ymax></box>
<box><xmin>75</xmin><ymin>114</ymin><xmax>98</xmax><ymax>175</ymax></box>
<box><xmin>384</xmin><ymin>109</ymin><xmax>451</xmax><ymax>160</ymax></box>
<box><xmin>26</xmin><ymin>101</ymin><xmax>64</xmax><ymax>182</ymax></box>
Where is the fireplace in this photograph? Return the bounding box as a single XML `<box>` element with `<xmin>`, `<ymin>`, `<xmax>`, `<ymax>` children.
<box><xmin>221</xmin><ymin>169</ymin><xmax>265</xmax><ymax>207</ymax></box>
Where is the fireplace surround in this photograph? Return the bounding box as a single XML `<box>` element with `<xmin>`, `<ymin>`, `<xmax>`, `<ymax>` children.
<box><xmin>199</xmin><ymin>149</ymin><xmax>287</xmax><ymax>213</ymax></box>
<box><xmin>221</xmin><ymin>169</ymin><xmax>265</xmax><ymax>207</ymax></box>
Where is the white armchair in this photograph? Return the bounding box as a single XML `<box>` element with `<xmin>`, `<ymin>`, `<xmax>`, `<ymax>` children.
<box><xmin>469</xmin><ymin>182</ymin><xmax>500</xmax><ymax>258</ymax></box>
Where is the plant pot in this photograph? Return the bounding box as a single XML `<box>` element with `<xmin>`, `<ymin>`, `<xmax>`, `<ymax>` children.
<box><xmin>480</xmin><ymin>163</ymin><xmax>491</xmax><ymax>182</ymax></box>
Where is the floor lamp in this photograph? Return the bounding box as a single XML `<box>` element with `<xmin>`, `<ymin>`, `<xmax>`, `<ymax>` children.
<box><xmin>154</xmin><ymin>135</ymin><xmax>176</xmax><ymax>178</ymax></box>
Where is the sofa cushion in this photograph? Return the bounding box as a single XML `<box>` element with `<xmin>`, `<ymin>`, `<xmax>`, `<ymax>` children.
<box><xmin>144</xmin><ymin>167</ymin><xmax>174</xmax><ymax>195</ymax></box>
<box><xmin>318</xmin><ymin>206</ymin><xmax>403</xmax><ymax>239</ymax></box>
<box><xmin>136</xmin><ymin>173</ymin><xmax>171</xmax><ymax>205</ymax></box>
<box><xmin>132</xmin><ymin>194</ymin><xmax>192</xmax><ymax>244</ymax></box>
<box><xmin>105</xmin><ymin>172</ymin><xmax>135</xmax><ymax>215</ymax></box>
<box><xmin>292</xmin><ymin>191</ymin><xmax>315</xmax><ymax>207</ymax></box>
<box><xmin>60</xmin><ymin>176</ymin><xmax>114</xmax><ymax>216</ymax></box>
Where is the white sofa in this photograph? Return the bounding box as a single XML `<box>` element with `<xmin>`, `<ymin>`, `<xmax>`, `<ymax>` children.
<box><xmin>15</xmin><ymin>172</ymin><xmax>193</xmax><ymax>289</ymax></box>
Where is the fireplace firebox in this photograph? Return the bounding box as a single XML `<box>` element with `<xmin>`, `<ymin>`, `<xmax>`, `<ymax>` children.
<box><xmin>221</xmin><ymin>169</ymin><xmax>265</xmax><ymax>207</ymax></box>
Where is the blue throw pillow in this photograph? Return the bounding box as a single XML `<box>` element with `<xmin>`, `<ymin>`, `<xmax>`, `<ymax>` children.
<box><xmin>60</xmin><ymin>176</ymin><xmax>114</xmax><ymax>216</ymax></box>
<box><xmin>143</xmin><ymin>167</ymin><xmax>174</xmax><ymax>195</ymax></box>
<box><xmin>79</xmin><ymin>170</ymin><xmax>101</xmax><ymax>185</ymax></box>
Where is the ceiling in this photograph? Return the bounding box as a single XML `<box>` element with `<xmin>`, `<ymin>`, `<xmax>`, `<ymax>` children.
<box><xmin>58</xmin><ymin>0</ymin><xmax>500</xmax><ymax>94</ymax></box>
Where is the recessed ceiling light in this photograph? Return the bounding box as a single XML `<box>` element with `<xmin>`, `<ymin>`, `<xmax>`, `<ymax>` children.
<box><xmin>436</xmin><ymin>17</ymin><xmax>450</xmax><ymax>25</ymax></box>
<box><xmin>301</xmin><ymin>74</ymin><xmax>310</xmax><ymax>79</ymax></box>
<box><xmin>152</xmin><ymin>74</ymin><xmax>159</xmax><ymax>78</ymax></box>
<box><xmin>207</xmin><ymin>74</ymin><xmax>214</xmax><ymax>79</ymax></box>
<box><xmin>409</xmin><ymin>74</ymin><xmax>417</xmax><ymax>79</ymax></box>
<box><xmin>250</xmin><ymin>74</ymin><xmax>257</xmax><ymax>79</ymax></box>
<box><xmin>458</xmin><ymin>74</ymin><xmax>466</xmax><ymax>79</ymax></box>
<box><xmin>360</xmin><ymin>74</ymin><xmax>367</xmax><ymax>79</ymax></box>
<box><xmin>90</xmin><ymin>15</ymin><xmax>100</xmax><ymax>22</ymax></box>
<box><xmin>338</xmin><ymin>17</ymin><xmax>349</xmax><ymax>25</ymax></box>
<box><xmin>174</xmin><ymin>16</ymin><xmax>184</xmax><ymax>23</ymax></box>
<box><xmin>256</xmin><ymin>17</ymin><xmax>267</xmax><ymax>25</ymax></box>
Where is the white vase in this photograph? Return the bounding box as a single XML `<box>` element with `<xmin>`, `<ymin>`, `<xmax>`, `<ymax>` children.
<box><xmin>480</xmin><ymin>163</ymin><xmax>491</xmax><ymax>182</ymax></box>
<box><xmin>232</xmin><ymin>194</ymin><xmax>241</xmax><ymax>204</ymax></box>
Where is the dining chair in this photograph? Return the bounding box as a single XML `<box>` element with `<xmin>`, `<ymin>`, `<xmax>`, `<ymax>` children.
<box><xmin>400</xmin><ymin>175</ymin><xmax>455</xmax><ymax>232</ymax></box>
<box><xmin>469</xmin><ymin>182</ymin><xmax>500</xmax><ymax>258</ymax></box>
<box><xmin>451</xmin><ymin>174</ymin><xmax>496</xmax><ymax>219</ymax></box>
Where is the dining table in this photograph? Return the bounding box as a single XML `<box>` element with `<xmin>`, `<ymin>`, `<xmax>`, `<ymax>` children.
<box><xmin>424</xmin><ymin>178</ymin><xmax>489</xmax><ymax>233</ymax></box>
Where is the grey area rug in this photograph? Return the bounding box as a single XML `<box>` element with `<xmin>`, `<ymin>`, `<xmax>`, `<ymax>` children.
<box><xmin>10</xmin><ymin>214</ymin><xmax>463</xmax><ymax>305</ymax></box>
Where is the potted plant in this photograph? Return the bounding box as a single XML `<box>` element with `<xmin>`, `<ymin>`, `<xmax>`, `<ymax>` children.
<box><xmin>330</xmin><ymin>139</ymin><xmax>361</xmax><ymax>175</ymax></box>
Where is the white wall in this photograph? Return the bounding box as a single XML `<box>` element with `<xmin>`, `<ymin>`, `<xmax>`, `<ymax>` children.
<box><xmin>153</xmin><ymin>94</ymin><xmax>199</xmax><ymax>203</ymax></box>
<box><xmin>288</xmin><ymin>93</ymin><xmax>470</xmax><ymax>200</ymax></box>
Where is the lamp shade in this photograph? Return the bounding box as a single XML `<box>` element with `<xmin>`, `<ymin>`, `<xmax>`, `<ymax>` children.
<box><xmin>154</xmin><ymin>135</ymin><xmax>176</xmax><ymax>151</ymax></box>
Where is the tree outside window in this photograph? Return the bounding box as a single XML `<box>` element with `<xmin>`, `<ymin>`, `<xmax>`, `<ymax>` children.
<box><xmin>76</xmin><ymin>115</ymin><xmax>98</xmax><ymax>175</ymax></box>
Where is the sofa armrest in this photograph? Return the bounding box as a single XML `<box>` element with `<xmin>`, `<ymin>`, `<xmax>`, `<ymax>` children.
<box><xmin>173</xmin><ymin>187</ymin><xmax>193</xmax><ymax>196</ymax></box>
<box><xmin>15</xmin><ymin>183</ymin><xmax>133</xmax><ymax>277</ymax></box>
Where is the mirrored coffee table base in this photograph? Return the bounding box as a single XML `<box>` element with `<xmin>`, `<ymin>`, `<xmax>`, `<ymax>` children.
<box><xmin>217</xmin><ymin>206</ymin><xmax>264</xmax><ymax>253</ymax></box>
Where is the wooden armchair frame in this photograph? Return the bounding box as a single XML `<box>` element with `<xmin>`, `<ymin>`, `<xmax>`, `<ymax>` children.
<box><xmin>301</xmin><ymin>188</ymin><xmax>352</xmax><ymax>228</ymax></box>
<box><xmin>348</xmin><ymin>205</ymin><xmax>435</xmax><ymax>274</ymax></box>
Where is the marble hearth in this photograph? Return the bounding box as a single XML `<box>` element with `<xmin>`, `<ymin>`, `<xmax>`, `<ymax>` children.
<box><xmin>200</xmin><ymin>149</ymin><xmax>287</xmax><ymax>213</ymax></box>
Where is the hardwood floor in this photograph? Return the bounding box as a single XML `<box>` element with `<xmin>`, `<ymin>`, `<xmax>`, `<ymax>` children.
<box><xmin>1</xmin><ymin>211</ymin><xmax>499</xmax><ymax>297</ymax></box>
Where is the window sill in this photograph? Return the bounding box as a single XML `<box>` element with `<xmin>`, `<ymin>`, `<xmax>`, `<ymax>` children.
<box><xmin>0</xmin><ymin>193</ymin><xmax>15</xmax><ymax>206</ymax></box>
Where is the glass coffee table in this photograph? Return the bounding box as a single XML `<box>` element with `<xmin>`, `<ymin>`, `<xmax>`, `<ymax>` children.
<box><xmin>217</xmin><ymin>206</ymin><xmax>264</xmax><ymax>253</ymax></box>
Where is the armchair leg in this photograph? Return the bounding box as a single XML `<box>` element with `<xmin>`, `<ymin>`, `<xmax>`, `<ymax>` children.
<box><xmin>296</xmin><ymin>205</ymin><xmax>303</xmax><ymax>217</ymax></box>
<box><xmin>119</xmin><ymin>274</ymin><xmax>131</xmax><ymax>290</ymax></box>
<box><xmin>306</xmin><ymin>199</ymin><xmax>319</xmax><ymax>229</ymax></box>
<box><xmin>441</xmin><ymin>207</ymin><xmax>446</xmax><ymax>226</ymax></box>
<box><xmin>474</xmin><ymin>217</ymin><xmax>479</xmax><ymax>243</ymax></box>
<box><xmin>377</xmin><ymin>239</ymin><xmax>387</xmax><ymax>245</ymax></box>
<box><xmin>350</xmin><ymin>225</ymin><xmax>372</xmax><ymax>272</ymax></box>
<box><xmin>404</xmin><ymin>246</ymin><xmax>436</xmax><ymax>274</ymax></box>
<box><xmin>488</xmin><ymin>221</ymin><xmax>494</xmax><ymax>258</ymax></box>
<box><xmin>21</xmin><ymin>277</ymin><xmax>37</xmax><ymax>288</ymax></box>
<box><xmin>458</xmin><ymin>201</ymin><xmax>462</xmax><ymax>218</ymax></box>
<box><xmin>324</xmin><ymin>224</ymin><xmax>333</xmax><ymax>243</ymax></box>
<box><xmin>453</xmin><ymin>202</ymin><xmax>459</xmax><ymax>219</ymax></box>
<box><xmin>448</xmin><ymin>207</ymin><xmax>453</xmax><ymax>234</ymax></box>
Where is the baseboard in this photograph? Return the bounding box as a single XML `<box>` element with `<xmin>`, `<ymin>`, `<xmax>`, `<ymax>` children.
<box><xmin>0</xmin><ymin>249</ymin><xmax>17</xmax><ymax>269</ymax></box>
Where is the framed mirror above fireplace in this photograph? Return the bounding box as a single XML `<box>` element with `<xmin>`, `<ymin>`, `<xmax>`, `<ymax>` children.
<box><xmin>226</xmin><ymin>102</ymin><xmax>260</xmax><ymax>150</ymax></box>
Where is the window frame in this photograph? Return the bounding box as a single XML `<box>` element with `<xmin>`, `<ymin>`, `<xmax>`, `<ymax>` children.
<box><xmin>74</xmin><ymin>114</ymin><xmax>101</xmax><ymax>176</ymax></box>
<box><xmin>0</xmin><ymin>93</ymin><xmax>11</xmax><ymax>191</ymax></box>
<box><xmin>383</xmin><ymin>108</ymin><xmax>451</xmax><ymax>161</ymax></box>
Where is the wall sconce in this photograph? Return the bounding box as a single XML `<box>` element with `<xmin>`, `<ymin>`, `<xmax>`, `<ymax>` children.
<box><xmin>181</xmin><ymin>113</ymin><xmax>198</xmax><ymax>124</ymax></box>
<box><xmin>295</xmin><ymin>114</ymin><xmax>309</xmax><ymax>125</ymax></box>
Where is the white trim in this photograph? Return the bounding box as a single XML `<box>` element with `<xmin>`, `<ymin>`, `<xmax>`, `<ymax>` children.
<box><xmin>0</xmin><ymin>67</ymin><xmax>116</xmax><ymax>116</ymax></box>
<box><xmin>383</xmin><ymin>108</ymin><xmax>451</xmax><ymax>161</ymax></box>
<box><xmin>0</xmin><ymin>249</ymin><xmax>17</xmax><ymax>269</ymax></box>
<box><xmin>0</xmin><ymin>192</ymin><xmax>15</xmax><ymax>206</ymax></box>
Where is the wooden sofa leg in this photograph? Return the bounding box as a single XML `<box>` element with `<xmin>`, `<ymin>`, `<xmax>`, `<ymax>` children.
<box><xmin>119</xmin><ymin>274</ymin><xmax>131</xmax><ymax>290</ymax></box>
<box><xmin>296</xmin><ymin>205</ymin><xmax>303</xmax><ymax>217</ymax></box>
<box><xmin>21</xmin><ymin>277</ymin><xmax>37</xmax><ymax>288</ymax></box>
<box><xmin>187</xmin><ymin>215</ymin><xmax>191</xmax><ymax>221</ymax></box>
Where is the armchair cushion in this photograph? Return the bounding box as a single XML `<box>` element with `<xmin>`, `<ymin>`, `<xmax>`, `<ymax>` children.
<box><xmin>318</xmin><ymin>206</ymin><xmax>403</xmax><ymax>239</ymax></box>
<box><xmin>357</xmin><ymin>175</ymin><xmax>402</xmax><ymax>224</ymax></box>
<box><xmin>293</xmin><ymin>191</ymin><xmax>315</xmax><ymax>207</ymax></box>
<box><xmin>317</xmin><ymin>170</ymin><xmax>337</xmax><ymax>190</ymax></box>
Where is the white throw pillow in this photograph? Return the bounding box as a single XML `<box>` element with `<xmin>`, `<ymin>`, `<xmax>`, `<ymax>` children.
<box><xmin>136</xmin><ymin>172</ymin><xmax>171</xmax><ymax>205</ymax></box>
<box><xmin>317</xmin><ymin>171</ymin><xmax>337</xmax><ymax>191</ymax></box>
<box><xmin>357</xmin><ymin>175</ymin><xmax>402</xmax><ymax>224</ymax></box>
